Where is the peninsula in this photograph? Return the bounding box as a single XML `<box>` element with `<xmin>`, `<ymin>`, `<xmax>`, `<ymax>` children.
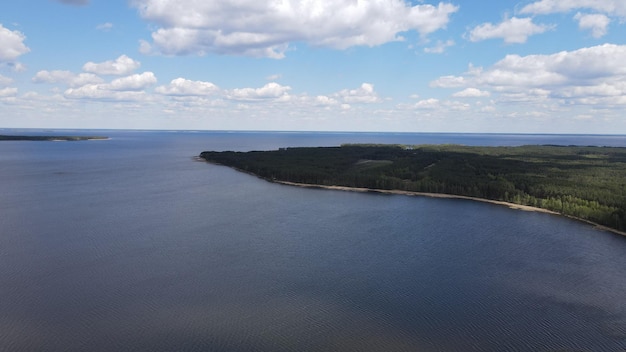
<box><xmin>0</xmin><ymin>135</ymin><xmax>108</xmax><ymax>141</ymax></box>
<box><xmin>200</xmin><ymin>144</ymin><xmax>626</xmax><ymax>235</ymax></box>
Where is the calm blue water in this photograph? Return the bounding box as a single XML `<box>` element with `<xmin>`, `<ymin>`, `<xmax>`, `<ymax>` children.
<box><xmin>1</xmin><ymin>130</ymin><xmax>625</xmax><ymax>351</ymax></box>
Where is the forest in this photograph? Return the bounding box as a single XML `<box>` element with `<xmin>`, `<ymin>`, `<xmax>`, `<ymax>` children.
<box><xmin>200</xmin><ymin>144</ymin><xmax>626</xmax><ymax>233</ymax></box>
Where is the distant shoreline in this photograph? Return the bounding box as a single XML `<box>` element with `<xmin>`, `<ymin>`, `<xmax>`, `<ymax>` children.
<box><xmin>270</xmin><ymin>180</ymin><xmax>626</xmax><ymax>238</ymax></box>
<box><xmin>0</xmin><ymin>135</ymin><xmax>109</xmax><ymax>141</ymax></box>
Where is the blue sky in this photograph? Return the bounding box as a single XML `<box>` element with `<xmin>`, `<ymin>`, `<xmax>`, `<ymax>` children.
<box><xmin>1</xmin><ymin>0</ymin><xmax>625</xmax><ymax>133</ymax></box>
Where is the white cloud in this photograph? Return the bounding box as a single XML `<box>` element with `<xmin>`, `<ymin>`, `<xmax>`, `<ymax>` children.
<box><xmin>558</xmin><ymin>82</ymin><xmax>626</xmax><ymax>98</ymax></box>
<box><xmin>97</xmin><ymin>22</ymin><xmax>114</xmax><ymax>32</ymax></box>
<box><xmin>453</xmin><ymin>88</ymin><xmax>491</xmax><ymax>98</ymax></box>
<box><xmin>83</xmin><ymin>55</ymin><xmax>141</xmax><ymax>75</ymax></box>
<box><xmin>0</xmin><ymin>87</ymin><xmax>18</xmax><ymax>97</ymax></box>
<box><xmin>32</xmin><ymin>70</ymin><xmax>104</xmax><ymax>87</ymax></box>
<box><xmin>424</xmin><ymin>39</ymin><xmax>455</xmax><ymax>54</ymax></box>
<box><xmin>498</xmin><ymin>89</ymin><xmax>551</xmax><ymax>103</ymax></box>
<box><xmin>131</xmin><ymin>0</ymin><xmax>459</xmax><ymax>58</ymax></box>
<box><xmin>0</xmin><ymin>74</ymin><xmax>13</xmax><ymax>86</ymax></box>
<box><xmin>430</xmin><ymin>75</ymin><xmax>466</xmax><ymax>88</ymax></box>
<box><xmin>64</xmin><ymin>85</ymin><xmax>148</xmax><ymax>101</ymax></box>
<box><xmin>413</xmin><ymin>98</ymin><xmax>440</xmax><ymax>109</ymax></box>
<box><xmin>402</xmin><ymin>99</ymin><xmax>470</xmax><ymax>112</ymax></box>
<box><xmin>432</xmin><ymin>44</ymin><xmax>626</xmax><ymax>106</ymax></box>
<box><xmin>9</xmin><ymin>62</ymin><xmax>27</xmax><ymax>72</ymax></box>
<box><xmin>33</xmin><ymin>70</ymin><xmax>71</xmax><ymax>84</ymax></box>
<box><xmin>314</xmin><ymin>95</ymin><xmax>339</xmax><ymax>106</ymax></box>
<box><xmin>63</xmin><ymin>72</ymin><xmax>156</xmax><ymax>101</ymax></box>
<box><xmin>155</xmin><ymin>78</ymin><xmax>219</xmax><ymax>96</ymax></box>
<box><xmin>468</xmin><ymin>17</ymin><xmax>552</xmax><ymax>43</ymax></box>
<box><xmin>443</xmin><ymin>100</ymin><xmax>471</xmax><ymax>111</ymax></box>
<box><xmin>108</xmin><ymin>72</ymin><xmax>157</xmax><ymax>91</ymax></box>
<box><xmin>334</xmin><ymin>83</ymin><xmax>381</xmax><ymax>103</ymax></box>
<box><xmin>0</xmin><ymin>24</ymin><xmax>30</xmax><ymax>62</ymax></box>
<box><xmin>139</xmin><ymin>40</ymin><xmax>153</xmax><ymax>55</ymax></box>
<box><xmin>227</xmin><ymin>82</ymin><xmax>291</xmax><ymax>101</ymax></box>
<box><xmin>520</xmin><ymin>0</ymin><xmax>626</xmax><ymax>18</ymax></box>
<box><xmin>574</xmin><ymin>13</ymin><xmax>610</xmax><ymax>38</ymax></box>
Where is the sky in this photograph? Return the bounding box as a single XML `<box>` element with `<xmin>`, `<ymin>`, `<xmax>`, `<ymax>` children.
<box><xmin>1</xmin><ymin>0</ymin><xmax>626</xmax><ymax>133</ymax></box>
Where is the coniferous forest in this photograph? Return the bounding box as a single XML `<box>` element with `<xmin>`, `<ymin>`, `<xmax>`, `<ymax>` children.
<box><xmin>200</xmin><ymin>144</ymin><xmax>626</xmax><ymax>233</ymax></box>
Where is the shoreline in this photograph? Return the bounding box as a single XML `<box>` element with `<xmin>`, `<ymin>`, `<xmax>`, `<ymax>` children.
<box><xmin>273</xmin><ymin>180</ymin><xmax>626</xmax><ymax>238</ymax></box>
<box><xmin>199</xmin><ymin>159</ymin><xmax>626</xmax><ymax>238</ymax></box>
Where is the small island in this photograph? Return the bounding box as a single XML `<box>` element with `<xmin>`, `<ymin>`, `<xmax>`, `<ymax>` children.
<box><xmin>0</xmin><ymin>135</ymin><xmax>108</xmax><ymax>141</ymax></box>
<box><xmin>200</xmin><ymin>144</ymin><xmax>626</xmax><ymax>235</ymax></box>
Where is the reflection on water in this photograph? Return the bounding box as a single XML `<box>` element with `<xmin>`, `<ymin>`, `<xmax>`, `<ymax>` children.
<box><xmin>0</xmin><ymin>131</ymin><xmax>625</xmax><ymax>351</ymax></box>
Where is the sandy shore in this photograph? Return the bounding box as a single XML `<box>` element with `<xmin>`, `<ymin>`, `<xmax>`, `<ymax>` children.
<box><xmin>198</xmin><ymin>158</ymin><xmax>626</xmax><ymax>238</ymax></box>
<box><xmin>275</xmin><ymin>180</ymin><xmax>558</xmax><ymax>213</ymax></box>
<box><xmin>273</xmin><ymin>180</ymin><xmax>626</xmax><ymax>238</ymax></box>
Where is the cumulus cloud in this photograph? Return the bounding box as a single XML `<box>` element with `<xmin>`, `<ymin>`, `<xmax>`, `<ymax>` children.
<box><xmin>64</xmin><ymin>85</ymin><xmax>147</xmax><ymax>101</ymax></box>
<box><xmin>396</xmin><ymin>97</ymin><xmax>475</xmax><ymax>114</ymax></box>
<box><xmin>108</xmin><ymin>72</ymin><xmax>157</xmax><ymax>91</ymax></box>
<box><xmin>0</xmin><ymin>87</ymin><xmax>18</xmax><ymax>97</ymax></box>
<box><xmin>443</xmin><ymin>100</ymin><xmax>471</xmax><ymax>111</ymax></box>
<box><xmin>430</xmin><ymin>75</ymin><xmax>466</xmax><ymax>88</ymax></box>
<box><xmin>138</xmin><ymin>40</ymin><xmax>153</xmax><ymax>55</ymax></box>
<box><xmin>227</xmin><ymin>82</ymin><xmax>291</xmax><ymax>101</ymax></box>
<box><xmin>520</xmin><ymin>0</ymin><xmax>626</xmax><ymax>18</ymax></box>
<box><xmin>8</xmin><ymin>62</ymin><xmax>27</xmax><ymax>72</ymax></box>
<box><xmin>334</xmin><ymin>83</ymin><xmax>381</xmax><ymax>103</ymax></box>
<box><xmin>32</xmin><ymin>70</ymin><xmax>103</xmax><ymax>87</ymax></box>
<box><xmin>131</xmin><ymin>0</ymin><xmax>459</xmax><ymax>58</ymax></box>
<box><xmin>97</xmin><ymin>22</ymin><xmax>114</xmax><ymax>32</ymax></box>
<box><xmin>153</xmin><ymin>81</ymin><xmax>384</xmax><ymax>116</ymax></box>
<box><xmin>453</xmin><ymin>88</ymin><xmax>490</xmax><ymax>98</ymax></box>
<box><xmin>574</xmin><ymin>13</ymin><xmax>610</xmax><ymax>38</ymax></box>
<box><xmin>413</xmin><ymin>98</ymin><xmax>440</xmax><ymax>109</ymax></box>
<box><xmin>155</xmin><ymin>78</ymin><xmax>219</xmax><ymax>96</ymax></box>
<box><xmin>64</xmin><ymin>72</ymin><xmax>156</xmax><ymax>100</ymax></box>
<box><xmin>314</xmin><ymin>95</ymin><xmax>339</xmax><ymax>106</ymax></box>
<box><xmin>432</xmin><ymin>44</ymin><xmax>626</xmax><ymax>106</ymax></box>
<box><xmin>0</xmin><ymin>74</ymin><xmax>13</xmax><ymax>86</ymax></box>
<box><xmin>0</xmin><ymin>24</ymin><xmax>30</xmax><ymax>62</ymax></box>
<box><xmin>468</xmin><ymin>17</ymin><xmax>552</xmax><ymax>43</ymax></box>
<box><xmin>83</xmin><ymin>55</ymin><xmax>141</xmax><ymax>76</ymax></box>
<box><xmin>424</xmin><ymin>39</ymin><xmax>455</xmax><ymax>54</ymax></box>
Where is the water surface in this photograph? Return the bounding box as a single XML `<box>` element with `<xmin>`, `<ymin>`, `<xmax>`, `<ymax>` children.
<box><xmin>0</xmin><ymin>130</ymin><xmax>625</xmax><ymax>351</ymax></box>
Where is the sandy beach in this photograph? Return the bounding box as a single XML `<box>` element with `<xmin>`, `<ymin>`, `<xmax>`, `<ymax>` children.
<box><xmin>200</xmin><ymin>158</ymin><xmax>626</xmax><ymax>238</ymax></box>
<box><xmin>274</xmin><ymin>180</ymin><xmax>626</xmax><ymax>238</ymax></box>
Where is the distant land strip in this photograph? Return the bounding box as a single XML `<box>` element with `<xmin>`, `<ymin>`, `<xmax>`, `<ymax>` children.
<box><xmin>200</xmin><ymin>144</ymin><xmax>626</xmax><ymax>237</ymax></box>
<box><xmin>0</xmin><ymin>135</ymin><xmax>109</xmax><ymax>141</ymax></box>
